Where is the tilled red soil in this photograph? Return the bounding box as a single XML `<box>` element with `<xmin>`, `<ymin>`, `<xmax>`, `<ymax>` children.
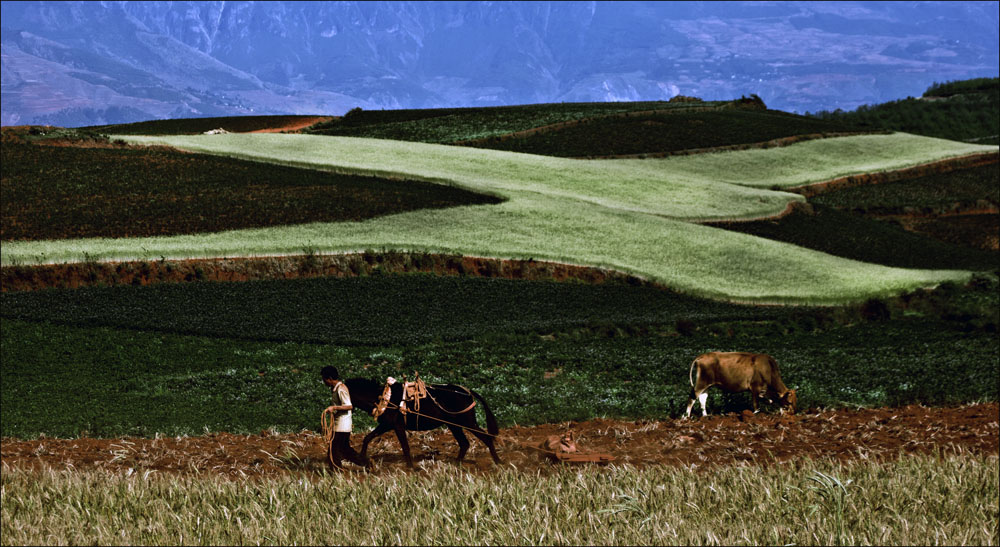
<box><xmin>248</xmin><ymin>116</ymin><xmax>335</xmax><ymax>133</ymax></box>
<box><xmin>3</xmin><ymin>404</ymin><xmax>996</xmax><ymax>478</ymax></box>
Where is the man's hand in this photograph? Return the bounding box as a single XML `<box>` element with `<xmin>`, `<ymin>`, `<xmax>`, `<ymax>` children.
<box><xmin>326</xmin><ymin>404</ymin><xmax>352</xmax><ymax>412</ymax></box>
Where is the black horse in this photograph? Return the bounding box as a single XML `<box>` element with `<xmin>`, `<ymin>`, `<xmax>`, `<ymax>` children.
<box><xmin>344</xmin><ymin>378</ymin><xmax>502</xmax><ymax>468</ymax></box>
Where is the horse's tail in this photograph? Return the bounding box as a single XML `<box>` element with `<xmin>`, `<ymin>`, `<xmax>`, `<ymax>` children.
<box><xmin>468</xmin><ymin>387</ymin><xmax>499</xmax><ymax>436</ymax></box>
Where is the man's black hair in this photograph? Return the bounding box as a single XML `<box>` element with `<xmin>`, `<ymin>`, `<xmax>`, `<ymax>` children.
<box><xmin>321</xmin><ymin>366</ymin><xmax>339</xmax><ymax>381</ymax></box>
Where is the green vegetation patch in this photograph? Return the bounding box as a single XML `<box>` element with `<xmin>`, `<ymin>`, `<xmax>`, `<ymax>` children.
<box><xmin>707</xmin><ymin>204</ymin><xmax>997</xmax><ymax>271</ymax></box>
<box><xmin>306</xmin><ymin>100</ymin><xmax>727</xmax><ymax>143</ymax></box>
<box><xmin>1</xmin><ymin>142</ymin><xmax>501</xmax><ymax>241</ymax></box>
<box><xmin>86</xmin><ymin>115</ymin><xmax>328</xmax><ymax>135</ymax></box>
<box><xmin>6</xmin><ymin>131</ymin><xmax>981</xmax><ymax>304</ymax></box>
<box><xmin>809</xmin><ymin>78</ymin><xmax>999</xmax><ymax>143</ymax></box>
<box><xmin>0</xmin><ymin>275</ymin><xmax>790</xmax><ymax>346</ymax></box>
<box><xmin>809</xmin><ymin>163</ymin><xmax>1000</xmax><ymax>213</ymax></box>
<box><xmin>3</xmin><ymin>455</ymin><xmax>997</xmax><ymax>546</ymax></box>
<box><xmin>464</xmin><ymin>109</ymin><xmax>860</xmax><ymax>157</ymax></box>
<box><xmin>2</xmin><ymin>275</ymin><xmax>996</xmax><ymax>437</ymax></box>
<box><xmin>708</xmin><ymin>163</ymin><xmax>999</xmax><ymax>270</ymax></box>
<box><xmin>924</xmin><ymin>77</ymin><xmax>1000</xmax><ymax>98</ymax></box>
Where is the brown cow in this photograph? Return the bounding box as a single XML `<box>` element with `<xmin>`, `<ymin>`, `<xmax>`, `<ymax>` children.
<box><xmin>685</xmin><ymin>352</ymin><xmax>796</xmax><ymax>418</ymax></box>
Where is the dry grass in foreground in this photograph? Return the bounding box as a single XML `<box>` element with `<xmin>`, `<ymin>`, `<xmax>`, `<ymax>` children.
<box><xmin>1</xmin><ymin>452</ymin><xmax>996</xmax><ymax>546</ymax></box>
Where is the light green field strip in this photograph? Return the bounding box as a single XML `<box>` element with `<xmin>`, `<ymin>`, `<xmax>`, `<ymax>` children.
<box><xmin>624</xmin><ymin>133</ymin><xmax>997</xmax><ymax>188</ymax></box>
<box><xmin>3</xmin><ymin>132</ymin><xmax>992</xmax><ymax>304</ymax></box>
<box><xmin>116</xmin><ymin>132</ymin><xmax>802</xmax><ymax>220</ymax></box>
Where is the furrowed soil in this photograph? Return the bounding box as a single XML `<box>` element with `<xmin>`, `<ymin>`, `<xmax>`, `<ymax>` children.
<box><xmin>2</xmin><ymin>404</ymin><xmax>996</xmax><ymax>478</ymax></box>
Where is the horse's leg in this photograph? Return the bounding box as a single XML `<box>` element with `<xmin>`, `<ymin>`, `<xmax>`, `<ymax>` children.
<box><xmin>392</xmin><ymin>420</ymin><xmax>415</xmax><ymax>468</ymax></box>
<box><xmin>360</xmin><ymin>422</ymin><xmax>394</xmax><ymax>460</ymax></box>
<box><xmin>446</xmin><ymin>424</ymin><xmax>471</xmax><ymax>462</ymax></box>
<box><xmin>468</xmin><ymin>427</ymin><xmax>503</xmax><ymax>465</ymax></box>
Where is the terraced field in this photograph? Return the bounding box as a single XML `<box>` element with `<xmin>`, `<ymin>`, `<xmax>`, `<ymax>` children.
<box><xmin>5</xmin><ymin>131</ymin><xmax>987</xmax><ymax>304</ymax></box>
<box><xmin>303</xmin><ymin>100</ymin><xmax>724</xmax><ymax>143</ymax></box>
<box><xmin>87</xmin><ymin>114</ymin><xmax>333</xmax><ymax>135</ymax></box>
<box><xmin>3</xmin><ymin>97</ymin><xmax>998</xmax><ymax>546</ymax></box>
<box><xmin>1</xmin><ymin>142</ymin><xmax>501</xmax><ymax>241</ymax></box>
<box><xmin>461</xmin><ymin>108</ymin><xmax>863</xmax><ymax>157</ymax></box>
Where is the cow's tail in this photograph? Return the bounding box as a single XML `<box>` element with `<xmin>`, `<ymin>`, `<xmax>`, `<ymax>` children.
<box><xmin>468</xmin><ymin>387</ymin><xmax>499</xmax><ymax>437</ymax></box>
<box><xmin>689</xmin><ymin>358</ymin><xmax>700</xmax><ymax>388</ymax></box>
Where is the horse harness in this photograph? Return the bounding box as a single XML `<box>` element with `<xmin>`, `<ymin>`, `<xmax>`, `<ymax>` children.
<box><xmin>371</xmin><ymin>372</ymin><xmax>477</xmax><ymax>421</ymax></box>
<box><xmin>323</xmin><ymin>372</ymin><xmax>616</xmax><ymax>465</ymax></box>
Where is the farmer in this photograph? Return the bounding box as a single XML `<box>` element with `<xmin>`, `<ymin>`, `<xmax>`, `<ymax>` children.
<box><xmin>321</xmin><ymin>366</ymin><xmax>371</xmax><ymax>471</ymax></box>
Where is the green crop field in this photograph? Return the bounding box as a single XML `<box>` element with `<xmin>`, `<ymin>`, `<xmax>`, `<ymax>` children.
<box><xmin>0</xmin><ymin>142</ymin><xmax>500</xmax><ymax>241</ymax></box>
<box><xmin>86</xmin><ymin>114</ymin><xmax>328</xmax><ymax>135</ymax></box>
<box><xmin>3</xmin><ymin>132</ymin><xmax>992</xmax><ymax>304</ymax></box>
<box><xmin>708</xmin><ymin>204</ymin><xmax>998</xmax><ymax>271</ymax></box>
<box><xmin>707</xmin><ymin>161</ymin><xmax>998</xmax><ymax>271</ymax></box>
<box><xmin>809</xmin><ymin>162</ymin><xmax>999</xmax><ymax>213</ymax></box>
<box><xmin>2</xmin><ymin>274</ymin><xmax>995</xmax><ymax>438</ymax></box>
<box><xmin>809</xmin><ymin>77</ymin><xmax>999</xmax><ymax>143</ymax></box>
<box><xmin>304</xmin><ymin>100</ymin><xmax>725</xmax><ymax>143</ymax></box>
<box><xmin>463</xmin><ymin>108</ymin><xmax>862</xmax><ymax>157</ymax></box>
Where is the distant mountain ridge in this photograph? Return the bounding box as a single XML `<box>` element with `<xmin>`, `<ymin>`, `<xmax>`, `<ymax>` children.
<box><xmin>2</xmin><ymin>1</ymin><xmax>998</xmax><ymax>126</ymax></box>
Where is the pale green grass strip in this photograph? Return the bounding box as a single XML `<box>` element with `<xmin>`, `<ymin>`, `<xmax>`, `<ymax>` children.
<box><xmin>116</xmin><ymin>132</ymin><xmax>804</xmax><ymax>220</ymax></box>
<box><xmin>2</xmin><ymin>133</ymin><xmax>987</xmax><ymax>304</ymax></box>
<box><xmin>2</xmin><ymin>454</ymin><xmax>996</xmax><ymax>546</ymax></box>
<box><xmin>624</xmin><ymin>132</ymin><xmax>996</xmax><ymax>189</ymax></box>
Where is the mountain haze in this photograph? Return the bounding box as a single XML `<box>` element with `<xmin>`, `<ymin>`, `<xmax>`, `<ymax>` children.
<box><xmin>2</xmin><ymin>1</ymin><xmax>998</xmax><ymax>126</ymax></box>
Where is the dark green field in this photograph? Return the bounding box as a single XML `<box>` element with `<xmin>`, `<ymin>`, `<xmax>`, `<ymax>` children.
<box><xmin>303</xmin><ymin>100</ymin><xmax>725</xmax><ymax>143</ymax></box>
<box><xmin>2</xmin><ymin>273</ymin><xmax>996</xmax><ymax>438</ymax></box>
<box><xmin>462</xmin><ymin>109</ymin><xmax>860</xmax><ymax>157</ymax></box>
<box><xmin>808</xmin><ymin>77</ymin><xmax>999</xmax><ymax>143</ymax></box>
<box><xmin>86</xmin><ymin>115</ymin><xmax>328</xmax><ymax>136</ymax></box>
<box><xmin>809</xmin><ymin>163</ymin><xmax>999</xmax><ymax>213</ymax></box>
<box><xmin>709</xmin><ymin>162</ymin><xmax>999</xmax><ymax>271</ymax></box>
<box><xmin>708</xmin><ymin>204</ymin><xmax>997</xmax><ymax>271</ymax></box>
<box><xmin>0</xmin><ymin>142</ymin><xmax>501</xmax><ymax>241</ymax></box>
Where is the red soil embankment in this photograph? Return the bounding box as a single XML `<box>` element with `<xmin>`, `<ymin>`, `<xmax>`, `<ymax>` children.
<box><xmin>0</xmin><ymin>254</ymin><xmax>650</xmax><ymax>293</ymax></box>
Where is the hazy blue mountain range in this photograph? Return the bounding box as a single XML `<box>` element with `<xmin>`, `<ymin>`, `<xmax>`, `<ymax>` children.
<box><xmin>2</xmin><ymin>1</ymin><xmax>998</xmax><ymax>126</ymax></box>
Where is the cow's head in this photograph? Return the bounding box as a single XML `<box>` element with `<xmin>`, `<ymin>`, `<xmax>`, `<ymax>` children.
<box><xmin>779</xmin><ymin>389</ymin><xmax>797</xmax><ymax>415</ymax></box>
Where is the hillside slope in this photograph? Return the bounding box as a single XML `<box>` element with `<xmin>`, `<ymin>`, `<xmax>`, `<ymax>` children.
<box><xmin>3</xmin><ymin>132</ymin><xmax>993</xmax><ymax>304</ymax></box>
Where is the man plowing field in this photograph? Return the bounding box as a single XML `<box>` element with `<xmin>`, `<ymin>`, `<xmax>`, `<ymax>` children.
<box><xmin>321</xmin><ymin>366</ymin><xmax>372</xmax><ymax>471</ymax></box>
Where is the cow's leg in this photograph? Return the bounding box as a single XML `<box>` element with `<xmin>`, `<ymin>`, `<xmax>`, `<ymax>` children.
<box><xmin>685</xmin><ymin>388</ymin><xmax>697</xmax><ymax>419</ymax></box>
<box><xmin>698</xmin><ymin>391</ymin><xmax>709</xmax><ymax>417</ymax></box>
<box><xmin>751</xmin><ymin>392</ymin><xmax>760</xmax><ymax>413</ymax></box>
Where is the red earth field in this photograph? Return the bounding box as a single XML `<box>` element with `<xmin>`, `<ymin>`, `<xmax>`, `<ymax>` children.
<box><xmin>2</xmin><ymin>404</ymin><xmax>996</xmax><ymax>478</ymax></box>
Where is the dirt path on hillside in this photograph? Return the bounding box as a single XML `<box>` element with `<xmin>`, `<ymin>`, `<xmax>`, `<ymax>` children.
<box><xmin>3</xmin><ymin>404</ymin><xmax>996</xmax><ymax>478</ymax></box>
<box><xmin>249</xmin><ymin>116</ymin><xmax>335</xmax><ymax>133</ymax></box>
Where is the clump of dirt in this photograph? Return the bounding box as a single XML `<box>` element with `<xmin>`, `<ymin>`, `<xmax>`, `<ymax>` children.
<box><xmin>0</xmin><ymin>253</ymin><xmax>653</xmax><ymax>292</ymax></box>
<box><xmin>2</xmin><ymin>404</ymin><xmax>995</xmax><ymax>478</ymax></box>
